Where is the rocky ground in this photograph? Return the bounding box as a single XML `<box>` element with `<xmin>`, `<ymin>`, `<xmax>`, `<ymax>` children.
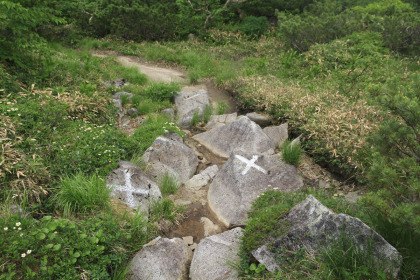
<box><xmin>97</xmin><ymin>53</ymin><xmax>398</xmax><ymax>280</ymax></box>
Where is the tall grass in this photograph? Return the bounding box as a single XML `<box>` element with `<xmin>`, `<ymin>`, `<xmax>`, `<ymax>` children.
<box><xmin>52</xmin><ymin>173</ymin><xmax>110</xmax><ymax>216</ymax></box>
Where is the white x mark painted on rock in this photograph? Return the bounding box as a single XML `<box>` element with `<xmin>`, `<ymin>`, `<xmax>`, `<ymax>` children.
<box><xmin>235</xmin><ymin>155</ymin><xmax>268</xmax><ymax>175</ymax></box>
<box><xmin>109</xmin><ymin>170</ymin><xmax>149</xmax><ymax>208</ymax></box>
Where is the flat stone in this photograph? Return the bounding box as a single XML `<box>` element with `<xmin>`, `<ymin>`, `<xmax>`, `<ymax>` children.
<box><xmin>127</xmin><ymin>108</ymin><xmax>139</xmax><ymax>116</ymax></box>
<box><xmin>193</xmin><ymin>116</ymin><xmax>275</xmax><ymax>159</ymax></box>
<box><xmin>161</xmin><ymin>108</ymin><xmax>175</xmax><ymax>119</ymax></box>
<box><xmin>190</xmin><ymin>228</ymin><xmax>243</xmax><ymax>280</ymax></box>
<box><xmin>201</xmin><ymin>217</ymin><xmax>221</xmax><ymax>237</ymax></box>
<box><xmin>183</xmin><ymin>236</ymin><xmax>194</xmax><ymax>245</ymax></box>
<box><xmin>106</xmin><ymin>161</ymin><xmax>162</xmax><ymax>214</ymax></box>
<box><xmin>175</xmin><ymin>89</ymin><xmax>210</xmax><ymax>128</ymax></box>
<box><xmin>208</xmin><ymin>151</ymin><xmax>303</xmax><ymax>227</ymax></box>
<box><xmin>246</xmin><ymin>112</ymin><xmax>272</xmax><ymax>127</ymax></box>
<box><xmin>143</xmin><ymin>136</ymin><xmax>198</xmax><ymax>184</ymax></box>
<box><xmin>130</xmin><ymin>237</ymin><xmax>192</xmax><ymax>280</ymax></box>
<box><xmin>205</xmin><ymin>113</ymin><xmax>238</xmax><ymax>129</ymax></box>
<box><xmin>184</xmin><ymin>165</ymin><xmax>219</xmax><ymax>190</ymax></box>
<box><xmin>252</xmin><ymin>195</ymin><xmax>402</xmax><ymax>277</ymax></box>
<box><xmin>263</xmin><ymin>123</ymin><xmax>288</xmax><ymax>147</ymax></box>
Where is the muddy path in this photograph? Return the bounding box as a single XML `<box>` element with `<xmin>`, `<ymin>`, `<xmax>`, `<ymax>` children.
<box><xmin>96</xmin><ymin>51</ymin><xmax>361</xmax><ymax>244</ymax></box>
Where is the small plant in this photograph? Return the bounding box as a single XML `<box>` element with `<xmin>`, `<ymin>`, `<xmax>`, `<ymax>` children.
<box><xmin>121</xmin><ymin>94</ymin><xmax>130</xmax><ymax>107</ymax></box>
<box><xmin>52</xmin><ymin>173</ymin><xmax>111</xmax><ymax>216</ymax></box>
<box><xmin>216</xmin><ymin>101</ymin><xmax>230</xmax><ymax>115</ymax></box>
<box><xmin>203</xmin><ymin>105</ymin><xmax>213</xmax><ymax>123</ymax></box>
<box><xmin>282</xmin><ymin>139</ymin><xmax>302</xmax><ymax>166</ymax></box>
<box><xmin>143</xmin><ymin>82</ymin><xmax>180</xmax><ymax>102</ymax></box>
<box><xmin>131</xmin><ymin>94</ymin><xmax>141</xmax><ymax>107</ymax></box>
<box><xmin>190</xmin><ymin>110</ymin><xmax>201</xmax><ymax>126</ymax></box>
<box><xmin>79</xmin><ymin>81</ymin><xmax>96</xmax><ymax>97</ymax></box>
<box><xmin>160</xmin><ymin>173</ymin><xmax>179</xmax><ymax>196</ymax></box>
<box><xmin>149</xmin><ymin>198</ymin><xmax>184</xmax><ymax>223</ymax></box>
<box><xmin>189</xmin><ymin>70</ymin><xmax>200</xmax><ymax>84</ymax></box>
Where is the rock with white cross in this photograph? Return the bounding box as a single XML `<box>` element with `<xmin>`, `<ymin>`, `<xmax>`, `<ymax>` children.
<box><xmin>208</xmin><ymin>151</ymin><xmax>303</xmax><ymax>228</ymax></box>
<box><xmin>193</xmin><ymin>116</ymin><xmax>275</xmax><ymax>159</ymax></box>
<box><xmin>107</xmin><ymin>161</ymin><xmax>162</xmax><ymax>215</ymax></box>
<box><xmin>175</xmin><ymin>89</ymin><xmax>210</xmax><ymax>128</ymax></box>
<box><xmin>142</xmin><ymin>134</ymin><xmax>198</xmax><ymax>184</ymax></box>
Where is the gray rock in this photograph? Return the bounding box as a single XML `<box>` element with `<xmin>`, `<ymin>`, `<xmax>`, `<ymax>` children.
<box><xmin>10</xmin><ymin>204</ymin><xmax>30</xmax><ymax>219</ymax></box>
<box><xmin>143</xmin><ymin>136</ymin><xmax>198</xmax><ymax>183</ymax></box>
<box><xmin>201</xmin><ymin>217</ymin><xmax>221</xmax><ymax>237</ymax></box>
<box><xmin>205</xmin><ymin>113</ymin><xmax>238</xmax><ymax>129</ymax></box>
<box><xmin>290</xmin><ymin>134</ymin><xmax>302</xmax><ymax>148</ymax></box>
<box><xmin>208</xmin><ymin>151</ymin><xmax>303</xmax><ymax>227</ymax></box>
<box><xmin>184</xmin><ymin>165</ymin><xmax>219</xmax><ymax>190</ymax></box>
<box><xmin>161</xmin><ymin>108</ymin><xmax>175</xmax><ymax>119</ymax></box>
<box><xmin>193</xmin><ymin>117</ymin><xmax>276</xmax><ymax>159</ymax></box>
<box><xmin>105</xmin><ymin>78</ymin><xmax>129</xmax><ymax>88</ymax></box>
<box><xmin>106</xmin><ymin>161</ymin><xmax>162</xmax><ymax>214</ymax></box>
<box><xmin>127</xmin><ymin>108</ymin><xmax>139</xmax><ymax>116</ymax></box>
<box><xmin>246</xmin><ymin>112</ymin><xmax>272</xmax><ymax>127</ymax></box>
<box><xmin>190</xmin><ymin>227</ymin><xmax>243</xmax><ymax>280</ymax></box>
<box><xmin>112</xmin><ymin>92</ymin><xmax>133</xmax><ymax>110</ymax></box>
<box><xmin>130</xmin><ymin>237</ymin><xmax>192</xmax><ymax>280</ymax></box>
<box><xmin>137</xmin><ymin>117</ymin><xmax>146</xmax><ymax>125</ymax></box>
<box><xmin>263</xmin><ymin>123</ymin><xmax>288</xmax><ymax>147</ymax></box>
<box><xmin>252</xmin><ymin>195</ymin><xmax>402</xmax><ymax>277</ymax></box>
<box><xmin>163</xmin><ymin>131</ymin><xmax>183</xmax><ymax>143</ymax></box>
<box><xmin>175</xmin><ymin>89</ymin><xmax>210</xmax><ymax>127</ymax></box>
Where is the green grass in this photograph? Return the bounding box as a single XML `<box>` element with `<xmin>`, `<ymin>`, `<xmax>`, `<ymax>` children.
<box><xmin>216</xmin><ymin>101</ymin><xmax>230</xmax><ymax>115</ymax></box>
<box><xmin>190</xmin><ymin>110</ymin><xmax>201</xmax><ymax>126</ymax></box>
<box><xmin>281</xmin><ymin>140</ymin><xmax>302</xmax><ymax>166</ymax></box>
<box><xmin>203</xmin><ymin>105</ymin><xmax>213</xmax><ymax>123</ymax></box>
<box><xmin>52</xmin><ymin>173</ymin><xmax>111</xmax><ymax>217</ymax></box>
<box><xmin>159</xmin><ymin>173</ymin><xmax>179</xmax><ymax>196</ymax></box>
<box><xmin>149</xmin><ymin>198</ymin><xmax>183</xmax><ymax>223</ymax></box>
<box><xmin>321</xmin><ymin>232</ymin><xmax>388</xmax><ymax>279</ymax></box>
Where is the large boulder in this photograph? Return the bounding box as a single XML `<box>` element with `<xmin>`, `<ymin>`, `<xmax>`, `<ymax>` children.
<box><xmin>130</xmin><ymin>237</ymin><xmax>192</xmax><ymax>280</ymax></box>
<box><xmin>143</xmin><ymin>135</ymin><xmax>198</xmax><ymax>184</ymax></box>
<box><xmin>193</xmin><ymin>116</ymin><xmax>275</xmax><ymax>159</ymax></box>
<box><xmin>190</xmin><ymin>227</ymin><xmax>243</xmax><ymax>280</ymax></box>
<box><xmin>208</xmin><ymin>151</ymin><xmax>303</xmax><ymax>227</ymax></box>
<box><xmin>107</xmin><ymin>161</ymin><xmax>161</xmax><ymax>214</ymax></box>
<box><xmin>175</xmin><ymin>89</ymin><xmax>210</xmax><ymax>127</ymax></box>
<box><xmin>252</xmin><ymin>195</ymin><xmax>402</xmax><ymax>277</ymax></box>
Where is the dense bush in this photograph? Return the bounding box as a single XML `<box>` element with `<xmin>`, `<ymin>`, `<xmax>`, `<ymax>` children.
<box><xmin>364</xmin><ymin>73</ymin><xmax>420</xmax><ymax>234</ymax></box>
<box><xmin>277</xmin><ymin>0</ymin><xmax>420</xmax><ymax>54</ymax></box>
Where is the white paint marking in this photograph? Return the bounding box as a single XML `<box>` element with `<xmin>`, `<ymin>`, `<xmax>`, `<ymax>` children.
<box><xmin>235</xmin><ymin>155</ymin><xmax>267</xmax><ymax>175</ymax></box>
<box><xmin>109</xmin><ymin>170</ymin><xmax>149</xmax><ymax>208</ymax></box>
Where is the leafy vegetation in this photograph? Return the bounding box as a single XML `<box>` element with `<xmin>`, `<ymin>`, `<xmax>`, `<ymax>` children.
<box><xmin>160</xmin><ymin>173</ymin><xmax>179</xmax><ymax>197</ymax></box>
<box><xmin>1</xmin><ymin>0</ymin><xmax>419</xmax><ymax>278</ymax></box>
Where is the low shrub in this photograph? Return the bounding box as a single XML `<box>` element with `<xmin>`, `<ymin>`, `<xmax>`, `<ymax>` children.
<box><xmin>0</xmin><ymin>214</ymin><xmax>130</xmax><ymax>279</ymax></box>
<box><xmin>52</xmin><ymin>173</ymin><xmax>110</xmax><ymax>216</ymax></box>
<box><xmin>142</xmin><ymin>82</ymin><xmax>180</xmax><ymax>102</ymax></box>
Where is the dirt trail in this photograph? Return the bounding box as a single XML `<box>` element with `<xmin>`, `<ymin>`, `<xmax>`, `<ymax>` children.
<box><xmin>93</xmin><ymin>51</ymin><xmax>237</xmax><ymax>113</ymax></box>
